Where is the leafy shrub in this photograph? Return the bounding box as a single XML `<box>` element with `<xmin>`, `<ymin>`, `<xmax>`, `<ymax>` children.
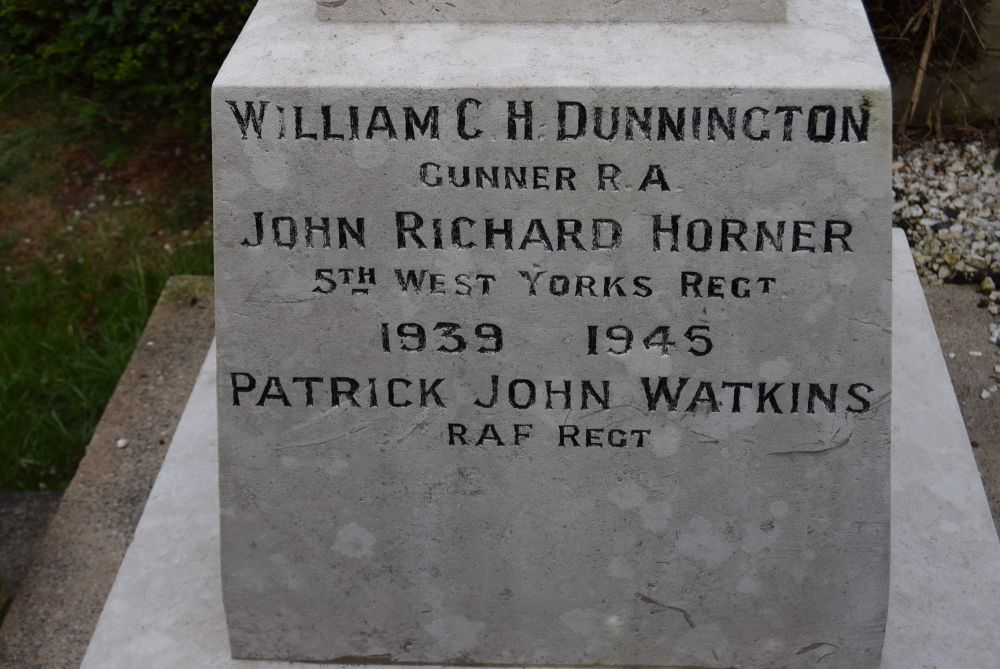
<box><xmin>0</xmin><ymin>0</ymin><xmax>257</xmax><ymax>134</ymax></box>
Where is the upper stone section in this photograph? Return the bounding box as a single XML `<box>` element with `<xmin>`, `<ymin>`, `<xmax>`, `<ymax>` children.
<box><xmin>316</xmin><ymin>0</ymin><xmax>787</xmax><ymax>23</ymax></box>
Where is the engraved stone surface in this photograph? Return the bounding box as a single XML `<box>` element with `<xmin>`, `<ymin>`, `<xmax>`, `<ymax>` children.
<box><xmin>80</xmin><ymin>236</ymin><xmax>1000</xmax><ymax>669</ymax></box>
<box><xmin>212</xmin><ymin>1</ymin><xmax>892</xmax><ymax>667</ymax></box>
<box><xmin>315</xmin><ymin>0</ymin><xmax>788</xmax><ymax>23</ymax></box>
<box><xmin>78</xmin><ymin>241</ymin><xmax>1000</xmax><ymax>669</ymax></box>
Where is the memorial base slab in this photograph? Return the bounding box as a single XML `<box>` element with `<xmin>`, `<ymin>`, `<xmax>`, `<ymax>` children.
<box><xmin>81</xmin><ymin>231</ymin><xmax>1000</xmax><ymax>669</ymax></box>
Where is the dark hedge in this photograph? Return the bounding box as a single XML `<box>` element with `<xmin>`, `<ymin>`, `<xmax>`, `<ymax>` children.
<box><xmin>0</xmin><ymin>0</ymin><xmax>990</xmax><ymax>136</ymax></box>
<box><xmin>0</xmin><ymin>0</ymin><xmax>257</xmax><ymax>134</ymax></box>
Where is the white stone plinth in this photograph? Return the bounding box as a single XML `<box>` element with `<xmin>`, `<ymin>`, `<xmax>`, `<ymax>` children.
<box><xmin>80</xmin><ymin>231</ymin><xmax>1000</xmax><ymax>669</ymax></box>
<box><xmin>213</xmin><ymin>1</ymin><xmax>893</xmax><ymax>664</ymax></box>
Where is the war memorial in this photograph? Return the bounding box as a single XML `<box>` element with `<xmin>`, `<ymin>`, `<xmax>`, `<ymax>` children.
<box><xmin>78</xmin><ymin>2</ymin><xmax>1000</xmax><ymax>668</ymax></box>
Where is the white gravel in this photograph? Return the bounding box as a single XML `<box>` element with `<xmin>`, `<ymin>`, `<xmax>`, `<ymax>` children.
<box><xmin>893</xmin><ymin>141</ymin><xmax>999</xmax><ymax>287</ymax></box>
<box><xmin>893</xmin><ymin>141</ymin><xmax>1000</xmax><ymax>360</ymax></box>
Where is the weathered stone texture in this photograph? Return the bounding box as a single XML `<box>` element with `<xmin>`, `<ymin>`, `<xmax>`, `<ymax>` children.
<box><xmin>212</xmin><ymin>1</ymin><xmax>891</xmax><ymax>667</ymax></box>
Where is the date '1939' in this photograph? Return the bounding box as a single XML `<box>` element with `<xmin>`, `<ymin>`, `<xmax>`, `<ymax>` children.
<box><xmin>380</xmin><ymin>322</ymin><xmax>503</xmax><ymax>354</ymax></box>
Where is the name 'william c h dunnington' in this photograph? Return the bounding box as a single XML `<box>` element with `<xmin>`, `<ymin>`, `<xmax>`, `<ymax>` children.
<box><xmin>227</xmin><ymin>99</ymin><xmax>871</xmax><ymax>144</ymax></box>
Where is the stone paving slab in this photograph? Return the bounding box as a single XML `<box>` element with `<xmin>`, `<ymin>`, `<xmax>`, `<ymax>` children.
<box><xmin>79</xmin><ymin>231</ymin><xmax>1000</xmax><ymax>668</ymax></box>
<box><xmin>924</xmin><ymin>284</ymin><xmax>1000</xmax><ymax>536</ymax></box>
<box><xmin>882</xmin><ymin>230</ymin><xmax>1000</xmax><ymax>668</ymax></box>
<box><xmin>0</xmin><ymin>492</ymin><xmax>60</xmax><ymax>615</ymax></box>
<box><xmin>0</xmin><ymin>276</ymin><xmax>215</xmax><ymax>669</ymax></box>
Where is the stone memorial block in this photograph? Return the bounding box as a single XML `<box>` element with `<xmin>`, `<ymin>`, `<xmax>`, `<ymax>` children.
<box><xmin>316</xmin><ymin>0</ymin><xmax>788</xmax><ymax>23</ymax></box>
<box><xmin>212</xmin><ymin>0</ymin><xmax>892</xmax><ymax>667</ymax></box>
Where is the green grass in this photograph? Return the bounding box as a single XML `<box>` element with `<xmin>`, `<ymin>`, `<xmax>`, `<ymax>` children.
<box><xmin>0</xmin><ymin>81</ymin><xmax>213</xmax><ymax>491</ymax></box>
<box><xmin>0</xmin><ymin>241</ymin><xmax>212</xmax><ymax>490</ymax></box>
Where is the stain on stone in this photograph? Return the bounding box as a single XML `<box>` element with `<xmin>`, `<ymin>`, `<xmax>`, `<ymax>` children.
<box><xmin>767</xmin><ymin>435</ymin><xmax>852</xmax><ymax>457</ymax></box>
<box><xmin>795</xmin><ymin>641</ymin><xmax>840</xmax><ymax>656</ymax></box>
<box><xmin>331</xmin><ymin>654</ymin><xmax>395</xmax><ymax>664</ymax></box>
<box><xmin>424</xmin><ymin>613</ymin><xmax>485</xmax><ymax>655</ymax></box>
<box><xmin>332</xmin><ymin>523</ymin><xmax>376</xmax><ymax>558</ymax></box>
<box><xmin>634</xmin><ymin>593</ymin><xmax>696</xmax><ymax>628</ymax></box>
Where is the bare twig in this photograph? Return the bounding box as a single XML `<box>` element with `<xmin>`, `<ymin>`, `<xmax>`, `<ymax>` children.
<box><xmin>962</xmin><ymin>3</ymin><xmax>986</xmax><ymax>49</ymax></box>
<box><xmin>897</xmin><ymin>0</ymin><xmax>943</xmax><ymax>139</ymax></box>
<box><xmin>902</xmin><ymin>2</ymin><xmax>931</xmax><ymax>36</ymax></box>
